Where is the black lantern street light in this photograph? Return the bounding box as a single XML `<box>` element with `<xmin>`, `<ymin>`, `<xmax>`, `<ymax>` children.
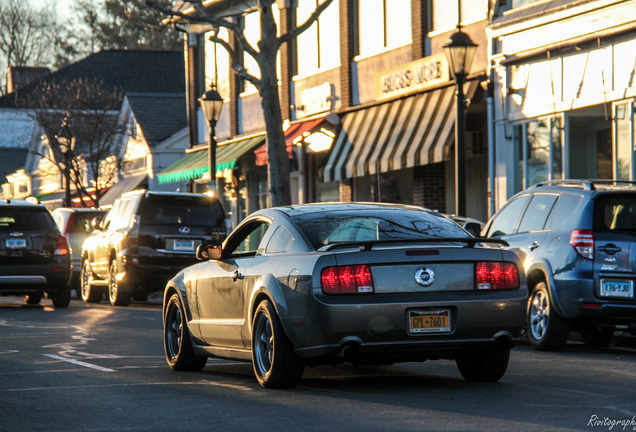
<box><xmin>199</xmin><ymin>87</ymin><xmax>224</xmax><ymax>195</ymax></box>
<box><xmin>443</xmin><ymin>25</ymin><xmax>477</xmax><ymax>217</ymax></box>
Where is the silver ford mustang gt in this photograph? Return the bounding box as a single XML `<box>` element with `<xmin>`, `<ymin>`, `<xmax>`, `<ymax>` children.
<box><xmin>162</xmin><ymin>203</ymin><xmax>528</xmax><ymax>388</ymax></box>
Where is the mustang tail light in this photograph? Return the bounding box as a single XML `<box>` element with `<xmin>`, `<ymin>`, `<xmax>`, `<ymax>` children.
<box><xmin>54</xmin><ymin>235</ymin><xmax>70</xmax><ymax>256</ymax></box>
<box><xmin>321</xmin><ymin>265</ymin><xmax>374</xmax><ymax>294</ymax></box>
<box><xmin>570</xmin><ymin>229</ymin><xmax>594</xmax><ymax>260</ymax></box>
<box><xmin>475</xmin><ymin>261</ymin><xmax>519</xmax><ymax>290</ymax></box>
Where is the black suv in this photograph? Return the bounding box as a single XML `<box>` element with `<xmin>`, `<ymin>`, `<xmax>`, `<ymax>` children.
<box><xmin>483</xmin><ymin>180</ymin><xmax>636</xmax><ymax>351</ymax></box>
<box><xmin>0</xmin><ymin>199</ymin><xmax>72</xmax><ymax>307</ymax></box>
<box><xmin>80</xmin><ymin>190</ymin><xmax>227</xmax><ymax>306</ymax></box>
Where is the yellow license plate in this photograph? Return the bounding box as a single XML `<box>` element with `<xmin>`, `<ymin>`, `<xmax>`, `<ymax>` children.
<box><xmin>409</xmin><ymin>310</ymin><xmax>451</xmax><ymax>333</ymax></box>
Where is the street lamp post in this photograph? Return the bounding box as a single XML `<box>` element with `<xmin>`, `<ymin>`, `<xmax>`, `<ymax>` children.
<box><xmin>57</xmin><ymin>135</ymin><xmax>75</xmax><ymax>208</ymax></box>
<box><xmin>199</xmin><ymin>87</ymin><xmax>224</xmax><ymax>195</ymax></box>
<box><xmin>443</xmin><ymin>25</ymin><xmax>477</xmax><ymax>217</ymax></box>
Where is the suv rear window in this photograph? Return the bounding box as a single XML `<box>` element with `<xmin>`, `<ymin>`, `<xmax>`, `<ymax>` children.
<box><xmin>0</xmin><ymin>208</ymin><xmax>56</xmax><ymax>231</ymax></box>
<box><xmin>69</xmin><ymin>212</ymin><xmax>104</xmax><ymax>233</ymax></box>
<box><xmin>594</xmin><ymin>195</ymin><xmax>636</xmax><ymax>232</ymax></box>
<box><xmin>138</xmin><ymin>196</ymin><xmax>225</xmax><ymax>227</ymax></box>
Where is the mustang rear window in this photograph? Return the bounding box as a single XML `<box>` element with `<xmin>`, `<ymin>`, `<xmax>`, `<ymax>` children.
<box><xmin>292</xmin><ymin>209</ymin><xmax>469</xmax><ymax>250</ymax></box>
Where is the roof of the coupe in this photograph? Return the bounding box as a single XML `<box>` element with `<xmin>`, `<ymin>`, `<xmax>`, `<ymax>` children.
<box><xmin>267</xmin><ymin>202</ymin><xmax>431</xmax><ymax>217</ymax></box>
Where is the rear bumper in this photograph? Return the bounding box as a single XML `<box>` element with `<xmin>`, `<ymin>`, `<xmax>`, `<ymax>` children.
<box><xmin>118</xmin><ymin>257</ymin><xmax>198</xmax><ymax>293</ymax></box>
<box><xmin>0</xmin><ymin>263</ymin><xmax>71</xmax><ymax>294</ymax></box>
<box><xmin>287</xmin><ymin>289</ymin><xmax>528</xmax><ymax>363</ymax></box>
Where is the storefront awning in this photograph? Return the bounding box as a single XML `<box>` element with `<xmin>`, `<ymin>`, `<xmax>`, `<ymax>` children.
<box><xmin>254</xmin><ymin>116</ymin><xmax>330</xmax><ymax>166</ymax></box>
<box><xmin>100</xmin><ymin>174</ymin><xmax>147</xmax><ymax>206</ymax></box>
<box><xmin>157</xmin><ymin>134</ymin><xmax>266</xmax><ymax>185</ymax></box>
<box><xmin>323</xmin><ymin>81</ymin><xmax>479</xmax><ymax>182</ymax></box>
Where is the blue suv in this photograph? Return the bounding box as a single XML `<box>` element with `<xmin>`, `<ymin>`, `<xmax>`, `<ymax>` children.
<box><xmin>483</xmin><ymin>180</ymin><xmax>636</xmax><ymax>351</ymax></box>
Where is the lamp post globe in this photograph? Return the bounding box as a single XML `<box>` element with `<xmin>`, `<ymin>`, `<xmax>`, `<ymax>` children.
<box><xmin>199</xmin><ymin>88</ymin><xmax>224</xmax><ymax>195</ymax></box>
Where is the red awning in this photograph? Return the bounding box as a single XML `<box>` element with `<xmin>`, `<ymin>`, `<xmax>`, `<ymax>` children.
<box><xmin>254</xmin><ymin>117</ymin><xmax>327</xmax><ymax>166</ymax></box>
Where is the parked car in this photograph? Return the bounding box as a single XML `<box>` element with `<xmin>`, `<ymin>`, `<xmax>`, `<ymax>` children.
<box><xmin>162</xmin><ymin>202</ymin><xmax>528</xmax><ymax>388</ymax></box>
<box><xmin>51</xmin><ymin>207</ymin><xmax>107</xmax><ymax>295</ymax></box>
<box><xmin>80</xmin><ymin>190</ymin><xmax>227</xmax><ymax>306</ymax></box>
<box><xmin>0</xmin><ymin>198</ymin><xmax>71</xmax><ymax>307</ymax></box>
<box><xmin>482</xmin><ymin>180</ymin><xmax>636</xmax><ymax>351</ymax></box>
<box><xmin>444</xmin><ymin>214</ymin><xmax>484</xmax><ymax>237</ymax></box>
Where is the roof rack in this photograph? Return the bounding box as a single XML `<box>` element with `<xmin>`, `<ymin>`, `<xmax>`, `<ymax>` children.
<box><xmin>532</xmin><ymin>180</ymin><xmax>636</xmax><ymax>191</ymax></box>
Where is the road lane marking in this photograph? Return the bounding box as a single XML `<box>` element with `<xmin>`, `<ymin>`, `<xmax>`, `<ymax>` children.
<box><xmin>42</xmin><ymin>354</ymin><xmax>116</xmax><ymax>372</ymax></box>
<box><xmin>5</xmin><ymin>380</ymin><xmax>254</xmax><ymax>392</ymax></box>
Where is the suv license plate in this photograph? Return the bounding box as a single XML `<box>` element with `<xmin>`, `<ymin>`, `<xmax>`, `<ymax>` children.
<box><xmin>409</xmin><ymin>310</ymin><xmax>451</xmax><ymax>334</ymax></box>
<box><xmin>173</xmin><ymin>240</ymin><xmax>194</xmax><ymax>251</ymax></box>
<box><xmin>6</xmin><ymin>238</ymin><xmax>26</xmax><ymax>249</ymax></box>
<box><xmin>600</xmin><ymin>280</ymin><xmax>634</xmax><ymax>298</ymax></box>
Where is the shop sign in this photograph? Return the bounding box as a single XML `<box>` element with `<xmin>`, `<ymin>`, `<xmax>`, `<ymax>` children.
<box><xmin>296</xmin><ymin>82</ymin><xmax>333</xmax><ymax>118</ymax></box>
<box><xmin>376</xmin><ymin>53</ymin><xmax>449</xmax><ymax>100</ymax></box>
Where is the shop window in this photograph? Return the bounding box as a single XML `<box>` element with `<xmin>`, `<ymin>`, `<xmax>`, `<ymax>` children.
<box><xmin>615</xmin><ymin>102</ymin><xmax>633</xmax><ymax>180</ymax></box>
<box><xmin>428</xmin><ymin>0</ymin><xmax>486</xmax><ymax>33</ymax></box>
<box><xmin>513</xmin><ymin>117</ymin><xmax>563</xmax><ymax>192</ymax></box>
<box><xmin>357</xmin><ymin>0</ymin><xmax>411</xmax><ymax>57</ymax></box>
<box><xmin>296</xmin><ymin>0</ymin><xmax>340</xmax><ymax>77</ymax></box>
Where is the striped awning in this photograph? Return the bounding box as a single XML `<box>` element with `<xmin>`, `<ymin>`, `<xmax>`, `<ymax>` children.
<box><xmin>157</xmin><ymin>134</ymin><xmax>265</xmax><ymax>185</ymax></box>
<box><xmin>323</xmin><ymin>81</ymin><xmax>479</xmax><ymax>182</ymax></box>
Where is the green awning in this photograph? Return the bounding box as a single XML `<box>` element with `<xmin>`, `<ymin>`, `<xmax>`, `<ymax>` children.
<box><xmin>158</xmin><ymin>135</ymin><xmax>265</xmax><ymax>185</ymax></box>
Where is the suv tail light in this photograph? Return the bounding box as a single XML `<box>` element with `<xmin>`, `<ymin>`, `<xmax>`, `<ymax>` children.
<box><xmin>570</xmin><ymin>229</ymin><xmax>594</xmax><ymax>260</ymax></box>
<box><xmin>54</xmin><ymin>235</ymin><xmax>70</xmax><ymax>256</ymax></box>
<box><xmin>475</xmin><ymin>262</ymin><xmax>519</xmax><ymax>290</ymax></box>
<box><xmin>321</xmin><ymin>265</ymin><xmax>374</xmax><ymax>294</ymax></box>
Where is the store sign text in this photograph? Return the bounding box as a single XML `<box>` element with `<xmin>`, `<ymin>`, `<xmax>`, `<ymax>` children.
<box><xmin>377</xmin><ymin>54</ymin><xmax>448</xmax><ymax>99</ymax></box>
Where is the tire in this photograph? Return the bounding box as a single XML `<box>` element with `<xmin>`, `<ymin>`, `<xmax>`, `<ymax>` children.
<box><xmin>80</xmin><ymin>259</ymin><xmax>102</xmax><ymax>303</ymax></box>
<box><xmin>24</xmin><ymin>293</ymin><xmax>42</xmax><ymax>305</ymax></box>
<box><xmin>527</xmin><ymin>281</ymin><xmax>570</xmax><ymax>351</ymax></box>
<box><xmin>52</xmin><ymin>284</ymin><xmax>71</xmax><ymax>308</ymax></box>
<box><xmin>164</xmin><ymin>293</ymin><xmax>207</xmax><ymax>371</ymax></box>
<box><xmin>581</xmin><ymin>328</ymin><xmax>614</xmax><ymax>347</ymax></box>
<box><xmin>456</xmin><ymin>349</ymin><xmax>510</xmax><ymax>382</ymax></box>
<box><xmin>108</xmin><ymin>259</ymin><xmax>131</xmax><ymax>306</ymax></box>
<box><xmin>132</xmin><ymin>291</ymin><xmax>148</xmax><ymax>302</ymax></box>
<box><xmin>251</xmin><ymin>300</ymin><xmax>304</xmax><ymax>388</ymax></box>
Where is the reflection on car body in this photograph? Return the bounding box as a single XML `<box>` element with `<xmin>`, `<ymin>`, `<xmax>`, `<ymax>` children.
<box><xmin>162</xmin><ymin>203</ymin><xmax>528</xmax><ymax>388</ymax></box>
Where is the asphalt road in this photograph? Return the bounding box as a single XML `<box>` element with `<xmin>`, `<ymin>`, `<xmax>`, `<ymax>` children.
<box><xmin>1</xmin><ymin>296</ymin><xmax>635</xmax><ymax>432</ymax></box>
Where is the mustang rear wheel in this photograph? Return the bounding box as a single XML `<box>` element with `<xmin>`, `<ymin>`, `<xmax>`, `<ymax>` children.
<box><xmin>108</xmin><ymin>259</ymin><xmax>131</xmax><ymax>306</ymax></box>
<box><xmin>80</xmin><ymin>259</ymin><xmax>102</xmax><ymax>303</ymax></box>
<box><xmin>251</xmin><ymin>300</ymin><xmax>304</xmax><ymax>388</ymax></box>
<box><xmin>527</xmin><ymin>281</ymin><xmax>570</xmax><ymax>351</ymax></box>
<box><xmin>456</xmin><ymin>348</ymin><xmax>510</xmax><ymax>382</ymax></box>
<box><xmin>164</xmin><ymin>293</ymin><xmax>207</xmax><ymax>371</ymax></box>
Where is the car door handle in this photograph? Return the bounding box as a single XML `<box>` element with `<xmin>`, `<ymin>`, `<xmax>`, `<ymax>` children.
<box><xmin>598</xmin><ymin>244</ymin><xmax>622</xmax><ymax>255</ymax></box>
<box><xmin>528</xmin><ymin>242</ymin><xmax>540</xmax><ymax>251</ymax></box>
<box><xmin>232</xmin><ymin>270</ymin><xmax>243</xmax><ymax>282</ymax></box>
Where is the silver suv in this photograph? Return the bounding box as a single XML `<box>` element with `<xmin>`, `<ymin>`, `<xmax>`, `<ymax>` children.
<box><xmin>483</xmin><ymin>180</ymin><xmax>636</xmax><ymax>351</ymax></box>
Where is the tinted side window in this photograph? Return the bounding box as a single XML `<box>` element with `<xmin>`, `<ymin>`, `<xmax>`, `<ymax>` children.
<box><xmin>517</xmin><ymin>194</ymin><xmax>558</xmax><ymax>233</ymax></box>
<box><xmin>265</xmin><ymin>226</ymin><xmax>294</xmax><ymax>254</ymax></box>
<box><xmin>546</xmin><ymin>193</ymin><xmax>583</xmax><ymax>230</ymax></box>
<box><xmin>486</xmin><ymin>195</ymin><xmax>531</xmax><ymax>237</ymax></box>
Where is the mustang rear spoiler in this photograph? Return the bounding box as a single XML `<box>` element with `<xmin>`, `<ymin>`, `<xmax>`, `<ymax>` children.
<box><xmin>319</xmin><ymin>237</ymin><xmax>509</xmax><ymax>252</ymax></box>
